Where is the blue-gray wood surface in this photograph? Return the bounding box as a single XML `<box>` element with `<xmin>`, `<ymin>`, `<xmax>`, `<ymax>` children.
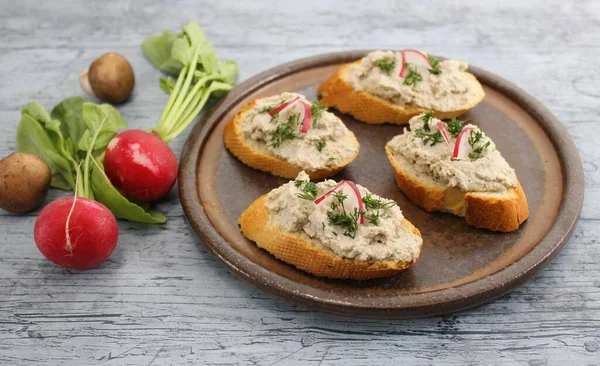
<box><xmin>1</xmin><ymin>0</ymin><xmax>598</xmax><ymax>365</ymax></box>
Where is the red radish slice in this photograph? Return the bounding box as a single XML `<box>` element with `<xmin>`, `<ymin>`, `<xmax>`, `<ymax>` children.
<box><xmin>344</xmin><ymin>181</ymin><xmax>365</xmax><ymax>224</ymax></box>
<box><xmin>436</xmin><ymin>121</ymin><xmax>451</xmax><ymax>145</ymax></box>
<box><xmin>397</xmin><ymin>51</ymin><xmax>406</xmax><ymax>78</ymax></box>
<box><xmin>452</xmin><ymin>127</ymin><xmax>475</xmax><ymax>160</ymax></box>
<box><xmin>399</xmin><ymin>49</ymin><xmax>431</xmax><ymax>78</ymax></box>
<box><xmin>268</xmin><ymin>96</ymin><xmax>300</xmax><ymax>116</ymax></box>
<box><xmin>300</xmin><ymin>101</ymin><xmax>312</xmax><ymax>134</ymax></box>
<box><xmin>314</xmin><ymin>181</ymin><xmax>345</xmax><ymax>205</ymax></box>
<box><xmin>314</xmin><ymin>180</ymin><xmax>365</xmax><ymax>225</ymax></box>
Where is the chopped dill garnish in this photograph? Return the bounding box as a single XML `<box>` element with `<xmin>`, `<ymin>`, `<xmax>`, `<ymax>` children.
<box><xmin>467</xmin><ymin>130</ymin><xmax>491</xmax><ymax>160</ymax></box>
<box><xmin>294</xmin><ymin>179</ymin><xmax>319</xmax><ymax>200</ymax></box>
<box><xmin>376</xmin><ymin>57</ymin><xmax>396</xmax><ymax>74</ymax></box>
<box><xmin>327</xmin><ymin>191</ymin><xmax>361</xmax><ymax>239</ymax></box>
<box><xmin>445</xmin><ymin>117</ymin><xmax>465</xmax><ymax>138</ymax></box>
<box><xmin>362</xmin><ymin>193</ymin><xmax>396</xmax><ymax>226</ymax></box>
<box><xmin>270</xmin><ymin>113</ymin><xmax>300</xmax><ymax>148</ymax></box>
<box><xmin>310</xmin><ymin>101</ymin><xmax>326</xmax><ymax>127</ymax></box>
<box><xmin>428</xmin><ymin>55</ymin><xmax>442</xmax><ymax>75</ymax></box>
<box><xmin>316</xmin><ymin>137</ymin><xmax>326</xmax><ymax>152</ymax></box>
<box><xmin>403</xmin><ymin>63</ymin><xmax>423</xmax><ymax>86</ymax></box>
<box><xmin>422</xmin><ymin>112</ymin><xmax>434</xmax><ymax>132</ymax></box>
<box><xmin>415</xmin><ymin>128</ymin><xmax>444</xmax><ymax>146</ymax></box>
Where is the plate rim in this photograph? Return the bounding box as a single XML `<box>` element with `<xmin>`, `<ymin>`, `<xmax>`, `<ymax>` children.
<box><xmin>178</xmin><ymin>50</ymin><xmax>584</xmax><ymax>318</ymax></box>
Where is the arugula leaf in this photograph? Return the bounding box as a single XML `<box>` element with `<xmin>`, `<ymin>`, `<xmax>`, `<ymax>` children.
<box><xmin>91</xmin><ymin>160</ymin><xmax>167</xmax><ymax>224</ymax></box>
<box><xmin>141</xmin><ymin>29</ymin><xmax>182</xmax><ymax>76</ymax></box>
<box><xmin>50</xmin><ymin>96</ymin><xmax>86</xmax><ymax>147</ymax></box>
<box><xmin>16</xmin><ymin>112</ymin><xmax>74</xmax><ymax>190</ymax></box>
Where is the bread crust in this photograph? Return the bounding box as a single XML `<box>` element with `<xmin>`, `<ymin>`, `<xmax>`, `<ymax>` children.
<box><xmin>239</xmin><ymin>195</ymin><xmax>422</xmax><ymax>280</ymax></box>
<box><xmin>317</xmin><ymin>62</ymin><xmax>485</xmax><ymax>125</ymax></box>
<box><xmin>385</xmin><ymin>144</ymin><xmax>529</xmax><ymax>232</ymax></box>
<box><xmin>223</xmin><ymin>99</ymin><xmax>359</xmax><ymax>180</ymax></box>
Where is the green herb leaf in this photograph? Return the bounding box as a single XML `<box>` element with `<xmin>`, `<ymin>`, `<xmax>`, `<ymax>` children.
<box><xmin>467</xmin><ymin>130</ymin><xmax>491</xmax><ymax>160</ymax></box>
<box><xmin>160</xmin><ymin>77</ymin><xmax>176</xmax><ymax>95</ymax></box>
<box><xmin>51</xmin><ymin>97</ymin><xmax>86</xmax><ymax>148</ymax></box>
<box><xmin>316</xmin><ymin>137</ymin><xmax>326</xmax><ymax>152</ymax></box>
<box><xmin>415</xmin><ymin>128</ymin><xmax>444</xmax><ymax>146</ymax></box>
<box><xmin>16</xmin><ymin>111</ymin><xmax>75</xmax><ymax>190</ymax></box>
<box><xmin>403</xmin><ymin>63</ymin><xmax>423</xmax><ymax>86</ymax></box>
<box><xmin>310</xmin><ymin>101</ymin><xmax>326</xmax><ymax>127</ymax></box>
<box><xmin>270</xmin><ymin>113</ymin><xmax>300</xmax><ymax>148</ymax></box>
<box><xmin>294</xmin><ymin>180</ymin><xmax>319</xmax><ymax>200</ymax></box>
<box><xmin>78</xmin><ymin>103</ymin><xmax>127</xmax><ymax>152</ymax></box>
<box><xmin>141</xmin><ymin>29</ymin><xmax>182</xmax><ymax>76</ymax></box>
<box><xmin>91</xmin><ymin>160</ymin><xmax>167</xmax><ymax>224</ymax></box>
<box><xmin>376</xmin><ymin>57</ymin><xmax>396</xmax><ymax>74</ymax></box>
<box><xmin>147</xmin><ymin>22</ymin><xmax>239</xmax><ymax>143</ymax></box>
<box><xmin>428</xmin><ymin>55</ymin><xmax>442</xmax><ymax>75</ymax></box>
<box><xmin>326</xmin><ymin>191</ymin><xmax>361</xmax><ymax>239</ymax></box>
<box><xmin>445</xmin><ymin>117</ymin><xmax>465</xmax><ymax>138</ymax></box>
<box><xmin>422</xmin><ymin>112</ymin><xmax>433</xmax><ymax>132</ymax></box>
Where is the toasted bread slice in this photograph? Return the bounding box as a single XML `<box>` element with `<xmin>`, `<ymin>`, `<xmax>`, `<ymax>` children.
<box><xmin>239</xmin><ymin>195</ymin><xmax>422</xmax><ymax>280</ymax></box>
<box><xmin>224</xmin><ymin>98</ymin><xmax>360</xmax><ymax>180</ymax></box>
<box><xmin>385</xmin><ymin>145</ymin><xmax>529</xmax><ymax>232</ymax></box>
<box><xmin>318</xmin><ymin>61</ymin><xmax>484</xmax><ymax>125</ymax></box>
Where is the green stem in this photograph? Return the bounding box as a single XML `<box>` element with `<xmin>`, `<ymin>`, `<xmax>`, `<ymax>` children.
<box><xmin>157</xmin><ymin>67</ymin><xmax>187</xmax><ymax>125</ymax></box>
<box><xmin>162</xmin><ymin>75</ymin><xmax>214</xmax><ymax>135</ymax></box>
<box><xmin>163</xmin><ymin>83</ymin><xmax>232</xmax><ymax>143</ymax></box>
<box><xmin>82</xmin><ymin>117</ymin><xmax>106</xmax><ymax>199</ymax></box>
<box><xmin>155</xmin><ymin>46</ymin><xmax>200</xmax><ymax>138</ymax></box>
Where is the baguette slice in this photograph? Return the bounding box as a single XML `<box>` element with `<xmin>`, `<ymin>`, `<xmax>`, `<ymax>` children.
<box><xmin>239</xmin><ymin>195</ymin><xmax>422</xmax><ymax>280</ymax></box>
<box><xmin>385</xmin><ymin>145</ymin><xmax>529</xmax><ymax>232</ymax></box>
<box><xmin>318</xmin><ymin>61</ymin><xmax>484</xmax><ymax>125</ymax></box>
<box><xmin>224</xmin><ymin>98</ymin><xmax>359</xmax><ymax>180</ymax></box>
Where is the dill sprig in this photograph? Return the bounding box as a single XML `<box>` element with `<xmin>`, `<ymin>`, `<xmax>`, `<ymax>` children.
<box><xmin>415</xmin><ymin>128</ymin><xmax>444</xmax><ymax>146</ymax></box>
<box><xmin>445</xmin><ymin>117</ymin><xmax>465</xmax><ymax>138</ymax></box>
<box><xmin>422</xmin><ymin>112</ymin><xmax>434</xmax><ymax>132</ymax></box>
<box><xmin>270</xmin><ymin>113</ymin><xmax>300</xmax><ymax>148</ymax></box>
<box><xmin>294</xmin><ymin>179</ymin><xmax>319</xmax><ymax>200</ymax></box>
<box><xmin>316</xmin><ymin>137</ymin><xmax>326</xmax><ymax>152</ymax></box>
<box><xmin>428</xmin><ymin>55</ymin><xmax>442</xmax><ymax>75</ymax></box>
<box><xmin>362</xmin><ymin>193</ymin><xmax>396</xmax><ymax>226</ymax></box>
<box><xmin>327</xmin><ymin>191</ymin><xmax>360</xmax><ymax>239</ymax></box>
<box><xmin>376</xmin><ymin>58</ymin><xmax>396</xmax><ymax>74</ymax></box>
<box><xmin>467</xmin><ymin>130</ymin><xmax>491</xmax><ymax>160</ymax></box>
<box><xmin>403</xmin><ymin>63</ymin><xmax>423</xmax><ymax>86</ymax></box>
<box><xmin>310</xmin><ymin>101</ymin><xmax>326</xmax><ymax>127</ymax></box>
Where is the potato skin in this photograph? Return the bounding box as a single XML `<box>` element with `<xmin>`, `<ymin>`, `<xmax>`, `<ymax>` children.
<box><xmin>0</xmin><ymin>153</ymin><xmax>51</xmax><ymax>213</ymax></box>
<box><xmin>89</xmin><ymin>52</ymin><xmax>135</xmax><ymax>104</ymax></box>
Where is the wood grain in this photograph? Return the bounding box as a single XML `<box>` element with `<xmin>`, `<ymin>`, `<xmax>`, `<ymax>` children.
<box><xmin>0</xmin><ymin>0</ymin><xmax>598</xmax><ymax>364</ymax></box>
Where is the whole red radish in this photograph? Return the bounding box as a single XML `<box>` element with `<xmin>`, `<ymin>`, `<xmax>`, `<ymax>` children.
<box><xmin>104</xmin><ymin>129</ymin><xmax>177</xmax><ymax>203</ymax></box>
<box><xmin>34</xmin><ymin>197</ymin><xmax>118</xmax><ymax>269</ymax></box>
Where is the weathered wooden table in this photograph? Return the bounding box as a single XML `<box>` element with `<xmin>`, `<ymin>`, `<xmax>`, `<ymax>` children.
<box><xmin>1</xmin><ymin>1</ymin><xmax>598</xmax><ymax>364</ymax></box>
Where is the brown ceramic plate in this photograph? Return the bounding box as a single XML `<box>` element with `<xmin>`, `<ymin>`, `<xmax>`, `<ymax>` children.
<box><xmin>178</xmin><ymin>51</ymin><xmax>584</xmax><ymax>318</ymax></box>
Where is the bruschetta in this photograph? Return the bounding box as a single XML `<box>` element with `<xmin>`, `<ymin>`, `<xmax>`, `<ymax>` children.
<box><xmin>318</xmin><ymin>50</ymin><xmax>485</xmax><ymax>125</ymax></box>
<box><xmin>239</xmin><ymin>172</ymin><xmax>423</xmax><ymax>280</ymax></box>
<box><xmin>385</xmin><ymin>113</ymin><xmax>528</xmax><ymax>232</ymax></box>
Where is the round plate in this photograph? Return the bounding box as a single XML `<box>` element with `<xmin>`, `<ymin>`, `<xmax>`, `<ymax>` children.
<box><xmin>178</xmin><ymin>51</ymin><xmax>584</xmax><ymax>318</ymax></box>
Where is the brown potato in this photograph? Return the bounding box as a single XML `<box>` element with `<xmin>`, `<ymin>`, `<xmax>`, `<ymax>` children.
<box><xmin>0</xmin><ymin>153</ymin><xmax>51</xmax><ymax>213</ymax></box>
<box><xmin>80</xmin><ymin>52</ymin><xmax>135</xmax><ymax>104</ymax></box>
